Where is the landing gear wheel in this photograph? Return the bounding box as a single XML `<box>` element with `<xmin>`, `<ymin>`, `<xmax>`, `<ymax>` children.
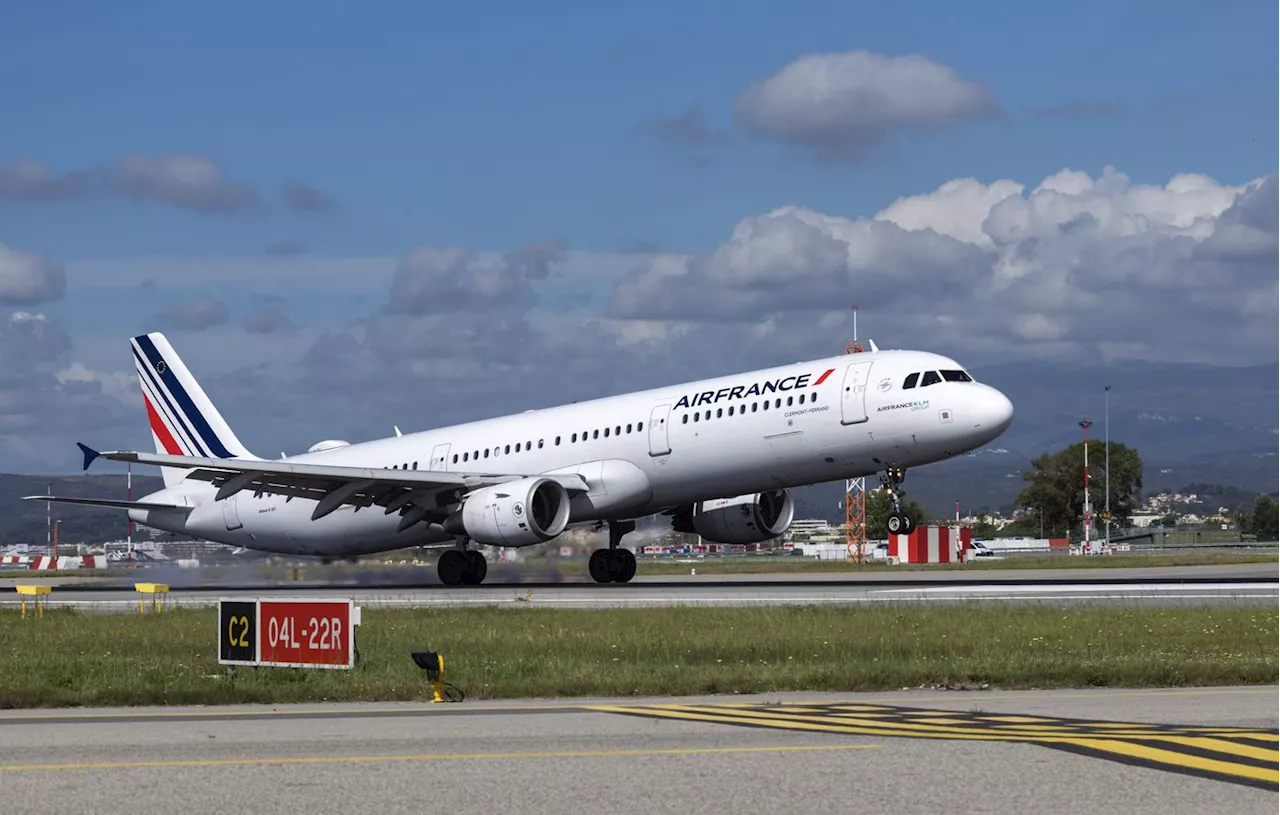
<box><xmin>887</xmin><ymin>513</ymin><xmax>904</xmax><ymax>535</ymax></box>
<box><xmin>462</xmin><ymin>550</ymin><xmax>487</xmax><ymax>585</ymax></box>
<box><xmin>588</xmin><ymin>549</ymin><xmax>613</xmax><ymax>583</ymax></box>
<box><xmin>437</xmin><ymin>550</ymin><xmax>467</xmax><ymax>586</ymax></box>
<box><xmin>608</xmin><ymin>549</ymin><xmax>636</xmax><ymax>583</ymax></box>
<box><xmin>887</xmin><ymin>512</ymin><xmax>916</xmax><ymax>536</ymax></box>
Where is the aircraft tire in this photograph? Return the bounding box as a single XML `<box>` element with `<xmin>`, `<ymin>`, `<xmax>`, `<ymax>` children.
<box><xmin>588</xmin><ymin>549</ymin><xmax>613</xmax><ymax>583</ymax></box>
<box><xmin>462</xmin><ymin>550</ymin><xmax>487</xmax><ymax>585</ymax></box>
<box><xmin>609</xmin><ymin>549</ymin><xmax>636</xmax><ymax>583</ymax></box>
<box><xmin>438</xmin><ymin>550</ymin><xmax>466</xmax><ymax>586</ymax></box>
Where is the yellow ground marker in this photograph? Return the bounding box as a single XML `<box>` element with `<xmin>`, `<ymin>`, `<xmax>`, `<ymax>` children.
<box><xmin>14</xmin><ymin>584</ymin><xmax>50</xmax><ymax>619</ymax></box>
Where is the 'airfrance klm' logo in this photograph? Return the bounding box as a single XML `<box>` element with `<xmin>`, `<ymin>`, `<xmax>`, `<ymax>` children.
<box><xmin>674</xmin><ymin>368</ymin><xmax>835</xmax><ymax>410</ymax></box>
<box><xmin>878</xmin><ymin>399</ymin><xmax>930</xmax><ymax>412</ymax></box>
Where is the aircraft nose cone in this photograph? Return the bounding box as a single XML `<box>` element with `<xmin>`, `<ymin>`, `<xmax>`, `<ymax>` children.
<box><xmin>988</xmin><ymin>388</ymin><xmax>1014</xmax><ymax>434</ymax></box>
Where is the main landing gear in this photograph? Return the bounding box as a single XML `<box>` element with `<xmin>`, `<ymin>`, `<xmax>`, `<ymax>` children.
<box><xmin>879</xmin><ymin>466</ymin><xmax>916</xmax><ymax>536</ymax></box>
<box><xmin>437</xmin><ymin>537</ymin><xmax>488</xmax><ymax>586</ymax></box>
<box><xmin>588</xmin><ymin>520</ymin><xmax>637</xmax><ymax>584</ymax></box>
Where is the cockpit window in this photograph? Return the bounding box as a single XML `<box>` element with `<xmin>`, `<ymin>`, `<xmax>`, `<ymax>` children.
<box><xmin>920</xmin><ymin>370</ymin><xmax>941</xmax><ymax>387</ymax></box>
<box><xmin>940</xmin><ymin>369</ymin><xmax>973</xmax><ymax>382</ymax></box>
<box><xmin>902</xmin><ymin>372</ymin><xmax>920</xmax><ymax>389</ymax></box>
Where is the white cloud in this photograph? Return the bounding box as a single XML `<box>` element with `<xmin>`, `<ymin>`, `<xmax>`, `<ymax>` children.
<box><xmin>0</xmin><ymin>244</ymin><xmax>67</xmax><ymax>306</ymax></box>
<box><xmin>609</xmin><ymin>166</ymin><xmax>1278</xmax><ymax>366</ymax></box>
<box><xmin>55</xmin><ymin>362</ymin><xmax>137</xmax><ymax>404</ymax></box>
<box><xmin>735</xmin><ymin>50</ymin><xmax>997</xmax><ymax>160</ymax></box>
<box><xmin>111</xmin><ymin>154</ymin><xmax>259</xmax><ymax>213</ymax></box>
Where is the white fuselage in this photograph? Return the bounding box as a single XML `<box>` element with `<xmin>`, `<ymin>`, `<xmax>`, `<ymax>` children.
<box><xmin>129</xmin><ymin>348</ymin><xmax>1013</xmax><ymax>556</ymax></box>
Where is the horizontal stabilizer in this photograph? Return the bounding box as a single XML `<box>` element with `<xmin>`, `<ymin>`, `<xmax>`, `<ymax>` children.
<box><xmin>21</xmin><ymin>495</ymin><xmax>192</xmax><ymax>512</ymax></box>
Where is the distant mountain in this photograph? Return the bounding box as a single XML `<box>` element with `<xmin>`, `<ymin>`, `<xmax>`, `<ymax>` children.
<box><xmin>0</xmin><ymin>474</ymin><xmax>164</xmax><ymax>546</ymax></box>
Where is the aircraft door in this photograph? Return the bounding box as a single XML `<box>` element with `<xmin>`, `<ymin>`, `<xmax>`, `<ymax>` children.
<box><xmin>648</xmin><ymin>403</ymin><xmax>672</xmax><ymax>456</ymax></box>
<box><xmin>429</xmin><ymin>443</ymin><xmax>451</xmax><ymax>471</ymax></box>
<box><xmin>840</xmin><ymin>361</ymin><xmax>874</xmax><ymax>425</ymax></box>
<box><xmin>222</xmin><ymin>495</ymin><xmax>243</xmax><ymax>530</ymax></box>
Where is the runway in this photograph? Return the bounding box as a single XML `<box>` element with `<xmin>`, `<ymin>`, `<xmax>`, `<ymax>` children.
<box><xmin>0</xmin><ymin>686</ymin><xmax>1273</xmax><ymax>814</ymax></box>
<box><xmin>2</xmin><ymin>563</ymin><xmax>1275</xmax><ymax>611</ymax></box>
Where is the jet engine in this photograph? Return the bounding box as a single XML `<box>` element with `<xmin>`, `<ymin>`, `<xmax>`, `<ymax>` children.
<box><xmin>443</xmin><ymin>476</ymin><xmax>572</xmax><ymax>547</ymax></box>
<box><xmin>672</xmin><ymin>489</ymin><xmax>794</xmax><ymax>544</ymax></box>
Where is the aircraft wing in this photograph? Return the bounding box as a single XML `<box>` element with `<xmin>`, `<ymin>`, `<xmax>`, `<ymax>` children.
<box><xmin>74</xmin><ymin>443</ymin><xmax>591</xmax><ymax>524</ymax></box>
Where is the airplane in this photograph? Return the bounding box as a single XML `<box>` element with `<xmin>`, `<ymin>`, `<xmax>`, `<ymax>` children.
<box><xmin>26</xmin><ymin>332</ymin><xmax>1014</xmax><ymax>586</ymax></box>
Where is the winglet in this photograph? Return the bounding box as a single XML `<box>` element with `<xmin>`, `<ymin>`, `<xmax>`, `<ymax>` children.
<box><xmin>868</xmin><ymin>338</ymin><xmax>879</xmax><ymax>352</ymax></box>
<box><xmin>77</xmin><ymin>442</ymin><xmax>100</xmax><ymax>471</ymax></box>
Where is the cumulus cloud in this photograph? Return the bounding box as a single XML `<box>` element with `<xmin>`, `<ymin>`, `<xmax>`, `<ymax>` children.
<box><xmin>110</xmin><ymin>154</ymin><xmax>259</xmax><ymax>213</ymax></box>
<box><xmin>282</xmin><ymin>180</ymin><xmax>337</xmax><ymax>212</ymax></box>
<box><xmin>0</xmin><ymin>158</ymin><xmax>96</xmax><ymax>201</ymax></box>
<box><xmin>611</xmin><ymin>166</ymin><xmax>1278</xmax><ymax>366</ymax></box>
<box><xmin>0</xmin><ymin>244</ymin><xmax>67</xmax><ymax>306</ymax></box>
<box><xmin>385</xmin><ymin>238</ymin><xmax>567</xmax><ymax>315</ymax></box>
<box><xmin>735</xmin><ymin>50</ymin><xmax>998</xmax><ymax>161</ymax></box>
<box><xmin>0</xmin><ymin>312</ymin><xmax>71</xmax><ymax>371</ymax></box>
<box><xmin>636</xmin><ymin>105</ymin><xmax>731</xmax><ymax>146</ymax></box>
<box><xmin>241</xmin><ymin>306</ymin><xmax>296</xmax><ymax>335</ymax></box>
<box><xmin>150</xmin><ymin>297</ymin><xmax>232</xmax><ymax>332</ymax></box>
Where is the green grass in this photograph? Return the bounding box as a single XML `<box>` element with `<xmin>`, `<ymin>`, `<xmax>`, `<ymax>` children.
<box><xmin>1</xmin><ymin>605</ymin><xmax>1274</xmax><ymax>709</ymax></box>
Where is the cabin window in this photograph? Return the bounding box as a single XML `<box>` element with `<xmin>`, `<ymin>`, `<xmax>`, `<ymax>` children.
<box><xmin>811</xmin><ymin>392</ymin><xmax>817</xmax><ymax>403</ymax></box>
<box><xmin>538</xmin><ymin>439</ymin><xmax>544</xmax><ymax>448</ymax></box>
<box><xmin>571</xmin><ymin>433</ymin><xmax>578</xmax><ymax>442</ymax></box>
<box><xmin>463</xmin><ymin>452</ymin><xmax>469</xmax><ymax>462</ymax></box>
<box><xmin>452</xmin><ymin>454</ymin><xmax>458</xmax><ymax>464</ymax></box>
<box><xmin>637</xmin><ymin>421</ymin><xmax>643</xmax><ymax>431</ymax></box>
<box><xmin>940</xmin><ymin>369</ymin><xmax>973</xmax><ymax>382</ymax></box>
<box><xmin>752</xmin><ymin>402</ymin><xmax>758</xmax><ymax>412</ymax></box>
<box><xmin>682</xmin><ymin>415</ymin><xmax>689</xmax><ymax>424</ymax></box>
<box><xmin>473</xmin><ymin>450</ymin><xmax>479</xmax><ymax>459</ymax></box>
<box><xmin>921</xmin><ymin>370</ymin><xmax>941</xmax><ymax>387</ymax></box>
<box><xmin>626</xmin><ymin>423</ymin><xmax>632</xmax><ymax>433</ymax></box>
<box><xmin>716</xmin><ymin>408</ymin><xmax>723</xmax><ymax>418</ymax></box>
<box><xmin>502</xmin><ymin>444</ymin><xmax>508</xmax><ymax>454</ymax></box>
<box><xmin>903</xmin><ymin>372</ymin><xmax>920</xmax><ymax>389</ymax></box>
<box><xmin>762</xmin><ymin>400</ymin><xmax>769</xmax><ymax>410</ymax></box>
<box><xmin>484</xmin><ymin>449</ymin><xmax>489</xmax><ymax>458</ymax></box>
<box><xmin>775</xmin><ymin>398</ymin><xmax>781</xmax><ymax>408</ymax></box>
<box><xmin>786</xmin><ymin>396</ymin><xmax>793</xmax><ymax>406</ymax></box>
<box><xmin>555</xmin><ymin>436</ymin><xmax>561</xmax><ymax>445</ymax></box>
<box><xmin>413</xmin><ymin>461</ymin><xmax>418</xmax><ymax>469</ymax></box>
<box><xmin>604</xmin><ymin>427</ymin><xmax>610</xmax><ymax>437</ymax></box>
<box><xmin>693</xmin><ymin>412</ymin><xmax>699</xmax><ymax>422</ymax></box>
<box><xmin>592</xmin><ymin>430</ymin><xmax>599</xmax><ymax>439</ymax></box>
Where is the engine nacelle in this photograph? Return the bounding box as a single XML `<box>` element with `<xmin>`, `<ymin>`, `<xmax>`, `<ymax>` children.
<box><xmin>446</xmin><ymin>477</ymin><xmax>572</xmax><ymax>547</ymax></box>
<box><xmin>674</xmin><ymin>490</ymin><xmax>795</xmax><ymax>544</ymax></box>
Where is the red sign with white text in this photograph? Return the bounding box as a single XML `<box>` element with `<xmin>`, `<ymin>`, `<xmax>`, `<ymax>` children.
<box><xmin>258</xmin><ymin>599</ymin><xmax>355</xmax><ymax>668</ymax></box>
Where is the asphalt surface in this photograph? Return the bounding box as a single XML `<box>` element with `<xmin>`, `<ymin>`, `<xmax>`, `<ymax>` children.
<box><xmin>0</xmin><ymin>687</ymin><xmax>1273</xmax><ymax>815</ymax></box>
<box><xmin>1</xmin><ymin>563</ymin><xmax>1275</xmax><ymax>611</ymax></box>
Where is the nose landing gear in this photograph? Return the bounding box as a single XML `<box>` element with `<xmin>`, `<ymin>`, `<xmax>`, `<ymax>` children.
<box><xmin>879</xmin><ymin>466</ymin><xmax>916</xmax><ymax>536</ymax></box>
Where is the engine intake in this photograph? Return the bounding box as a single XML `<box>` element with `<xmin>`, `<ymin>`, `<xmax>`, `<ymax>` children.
<box><xmin>445</xmin><ymin>477</ymin><xmax>571</xmax><ymax>547</ymax></box>
<box><xmin>673</xmin><ymin>489</ymin><xmax>794</xmax><ymax>544</ymax></box>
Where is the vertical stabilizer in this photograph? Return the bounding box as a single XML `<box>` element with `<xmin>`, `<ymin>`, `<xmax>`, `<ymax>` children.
<box><xmin>130</xmin><ymin>332</ymin><xmax>260</xmax><ymax>486</ymax></box>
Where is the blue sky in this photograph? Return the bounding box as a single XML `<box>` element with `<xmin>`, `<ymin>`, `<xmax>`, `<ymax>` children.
<box><xmin>0</xmin><ymin>0</ymin><xmax>1276</xmax><ymax>472</ymax></box>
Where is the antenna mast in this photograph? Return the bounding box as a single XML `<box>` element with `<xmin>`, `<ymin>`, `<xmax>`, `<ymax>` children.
<box><xmin>844</xmin><ymin>304</ymin><xmax>867</xmax><ymax>563</ymax></box>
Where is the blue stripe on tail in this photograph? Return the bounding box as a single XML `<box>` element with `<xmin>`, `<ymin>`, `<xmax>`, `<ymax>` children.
<box><xmin>131</xmin><ymin>344</ymin><xmax>209</xmax><ymax>457</ymax></box>
<box><xmin>133</xmin><ymin>335</ymin><xmax>235</xmax><ymax>458</ymax></box>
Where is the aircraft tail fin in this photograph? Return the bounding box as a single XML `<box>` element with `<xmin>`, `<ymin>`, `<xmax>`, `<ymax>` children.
<box><xmin>130</xmin><ymin>332</ymin><xmax>261</xmax><ymax>487</ymax></box>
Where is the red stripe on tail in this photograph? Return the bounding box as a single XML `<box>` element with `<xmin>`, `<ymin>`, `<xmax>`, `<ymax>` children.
<box><xmin>812</xmin><ymin>368</ymin><xmax>836</xmax><ymax>386</ymax></box>
<box><xmin>144</xmin><ymin>394</ymin><xmax>183</xmax><ymax>455</ymax></box>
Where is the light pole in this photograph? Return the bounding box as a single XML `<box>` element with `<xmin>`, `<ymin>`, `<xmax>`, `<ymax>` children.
<box><xmin>1080</xmin><ymin>419</ymin><xmax>1093</xmax><ymax>553</ymax></box>
<box><xmin>1104</xmin><ymin>383</ymin><xmax>1111</xmax><ymax>544</ymax></box>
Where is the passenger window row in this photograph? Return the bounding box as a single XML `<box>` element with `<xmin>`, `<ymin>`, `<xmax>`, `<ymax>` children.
<box><xmin>679</xmin><ymin>391</ymin><xmax>818</xmax><ymax>425</ymax></box>
<box><xmin>450</xmin><ymin>420</ymin><xmax>646</xmax><ymax>464</ymax></box>
<box><xmin>903</xmin><ymin>369</ymin><xmax>973</xmax><ymax>389</ymax></box>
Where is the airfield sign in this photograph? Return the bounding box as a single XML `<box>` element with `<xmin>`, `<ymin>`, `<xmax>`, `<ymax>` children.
<box><xmin>217</xmin><ymin>597</ymin><xmax>360</xmax><ymax>669</ymax></box>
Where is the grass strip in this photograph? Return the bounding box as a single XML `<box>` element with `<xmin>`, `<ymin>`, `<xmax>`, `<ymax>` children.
<box><xmin>1</xmin><ymin>605</ymin><xmax>1275</xmax><ymax>709</ymax></box>
<box><xmin>636</xmin><ymin>552</ymin><xmax>1280</xmax><ymax>574</ymax></box>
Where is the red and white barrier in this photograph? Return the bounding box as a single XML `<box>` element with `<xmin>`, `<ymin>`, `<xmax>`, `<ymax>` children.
<box><xmin>2</xmin><ymin>555</ymin><xmax>30</xmax><ymax>565</ymax></box>
<box><xmin>890</xmin><ymin>525</ymin><xmax>973</xmax><ymax>564</ymax></box>
<box><xmin>27</xmin><ymin>556</ymin><xmax>110</xmax><ymax>570</ymax></box>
